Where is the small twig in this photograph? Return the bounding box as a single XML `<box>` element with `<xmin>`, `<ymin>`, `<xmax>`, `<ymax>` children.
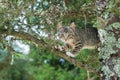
<box><xmin>87</xmin><ymin>70</ymin><xmax>91</xmax><ymax>80</ymax></box>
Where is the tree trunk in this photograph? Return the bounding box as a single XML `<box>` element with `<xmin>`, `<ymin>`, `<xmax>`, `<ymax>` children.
<box><xmin>95</xmin><ymin>0</ymin><xmax>120</xmax><ymax>80</ymax></box>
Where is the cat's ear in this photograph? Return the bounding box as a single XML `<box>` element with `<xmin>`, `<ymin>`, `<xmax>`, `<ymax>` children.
<box><xmin>57</xmin><ymin>22</ymin><xmax>62</xmax><ymax>30</ymax></box>
<box><xmin>70</xmin><ymin>22</ymin><xmax>76</xmax><ymax>30</ymax></box>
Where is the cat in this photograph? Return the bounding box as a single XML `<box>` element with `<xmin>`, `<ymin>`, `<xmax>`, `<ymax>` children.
<box><xmin>56</xmin><ymin>22</ymin><xmax>100</xmax><ymax>57</ymax></box>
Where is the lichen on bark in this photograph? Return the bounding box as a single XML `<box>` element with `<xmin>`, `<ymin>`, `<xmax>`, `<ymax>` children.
<box><xmin>99</xmin><ymin>22</ymin><xmax>120</xmax><ymax>79</ymax></box>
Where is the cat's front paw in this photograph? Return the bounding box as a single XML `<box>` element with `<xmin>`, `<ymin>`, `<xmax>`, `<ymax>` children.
<box><xmin>98</xmin><ymin>29</ymin><xmax>105</xmax><ymax>44</ymax></box>
<box><xmin>55</xmin><ymin>45</ymin><xmax>63</xmax><ymax>51</ymax></box>
<box><xmin>66</xmin><ymin>52</ymin><xmax>76</xmax><ymax>57</ymax></box>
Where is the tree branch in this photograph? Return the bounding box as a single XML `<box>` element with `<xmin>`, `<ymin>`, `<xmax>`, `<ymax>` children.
<box><xmin>0</xmin><ymin>29</ymin><xmax>99</xmax><ymax>76</ymax></box>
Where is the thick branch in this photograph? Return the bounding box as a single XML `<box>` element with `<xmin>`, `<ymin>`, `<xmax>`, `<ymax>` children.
<box><xmin>0</xmin><ymin>30</ymin><xmax>99</xmax><ymax>75</ymax></box>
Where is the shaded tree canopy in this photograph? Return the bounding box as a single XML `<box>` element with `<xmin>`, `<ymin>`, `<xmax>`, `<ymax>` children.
<box><xmin>0</xmin><ymin>0</ymin><xmax>120</xmax><ymax>80</ymax></box>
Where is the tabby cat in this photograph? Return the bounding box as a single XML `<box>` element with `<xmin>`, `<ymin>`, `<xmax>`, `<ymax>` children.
<box><xmin>56</xmin><ymin>22</ymin><xmax>100</xmax><ymax>57</ymax></box>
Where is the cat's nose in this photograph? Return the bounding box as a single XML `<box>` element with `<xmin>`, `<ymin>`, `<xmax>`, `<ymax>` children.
<box><xmin>65</xmin><ymin>38</ymin><xmax>67</xmax><ymax>41</ymax></box>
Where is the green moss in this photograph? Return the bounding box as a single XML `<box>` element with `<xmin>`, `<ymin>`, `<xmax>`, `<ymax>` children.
<box><xmin>117</xmin><ymin>38</ymin><xmax>120</xmax><ymax>48</ymax></box>
<box><xmin>99</xmin><ymin>22</ymin><xmax>120</xmax><ymax>79</ymax></box>
<box><xmin>99</xmin><ymin>32</ymin><xmax>117</xmax><ymax>60</ymax></box>
<box><xmin>112</xmin><ymin>58</ymin><xmax>120</xmax><ymax>77</ymax></box>
<box><xmin>101</xmin><ymin>65</ymin><xmax>114</xmax><ymax>79</ymax></box>
<box><xmin>99</xmin><ymin>23</ymin><xmax>120</xmax><ymax>60</ymax></box>
<box><xmin>106</xmin><ymin>22</ymin><xmax>120</xmax><ymax>30</ymax></box>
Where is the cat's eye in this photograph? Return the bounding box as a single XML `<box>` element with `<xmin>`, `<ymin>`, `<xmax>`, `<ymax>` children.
<box><xmin>58</xmin><ymin>34</ymin><xmax>63</xmax><ymax>38</ymax></box>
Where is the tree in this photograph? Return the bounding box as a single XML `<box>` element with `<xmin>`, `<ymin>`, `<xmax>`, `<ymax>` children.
<box><xmin>0</xmin><ymin>0</ymin><xmax>119</xmax><ymax>80</ymax></box>
<box><xmin>95</xmin><ymin>0</ymin><xmax>120</xmax><ymax>80</ymax></box>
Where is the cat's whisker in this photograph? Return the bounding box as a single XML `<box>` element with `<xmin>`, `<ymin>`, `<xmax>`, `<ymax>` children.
<box><xmin>57</xmin><ymin>22</ymin><xmax>100</xmax><ymax>57</ymax></box>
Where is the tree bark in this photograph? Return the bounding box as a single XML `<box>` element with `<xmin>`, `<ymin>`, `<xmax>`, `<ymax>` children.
<box><xmin>95</xmin><ymin>0</ymin><xmax>120</xmax><ymax>80</ymax></box>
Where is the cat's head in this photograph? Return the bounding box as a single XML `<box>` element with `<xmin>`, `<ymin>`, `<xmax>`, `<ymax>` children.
<box><xmin>57</xmin><ymin>22</ymin><xmax>76</xmax><ymax>42</ymax></box>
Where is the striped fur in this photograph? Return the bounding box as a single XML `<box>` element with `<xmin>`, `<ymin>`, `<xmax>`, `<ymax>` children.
<box><xmin>57</xmin><ymin>22</ymin><xmax>100</xmax><ymax>57</ymax></box>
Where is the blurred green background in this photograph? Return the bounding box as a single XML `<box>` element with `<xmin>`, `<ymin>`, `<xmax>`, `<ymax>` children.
<box><xmin>1</xmin><ymin>0</ymin><xmax>118</xmax><ymax>80</ymax></box>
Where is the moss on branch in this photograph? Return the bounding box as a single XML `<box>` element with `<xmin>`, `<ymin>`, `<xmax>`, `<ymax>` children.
<box><xmin>0</xmin><ymin>29</ymin><xmax>99</xmax><ymax>77</ymax></box>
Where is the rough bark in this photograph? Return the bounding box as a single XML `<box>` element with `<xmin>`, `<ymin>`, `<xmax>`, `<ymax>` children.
<box><xmin>95</xmin><ymin>0</ymin><xmax>120</xmax><ymax>80</ymax></box>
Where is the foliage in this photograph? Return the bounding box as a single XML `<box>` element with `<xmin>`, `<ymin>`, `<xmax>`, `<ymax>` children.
<box><xmin>0</xmin><ymin>0</ymin><xmax>119</xmax><ymax>80</ymax></box>
<box><xmin>0</xmin><ymin>46</ymin><xmax>89</xmax><ymax>80</ymax></box>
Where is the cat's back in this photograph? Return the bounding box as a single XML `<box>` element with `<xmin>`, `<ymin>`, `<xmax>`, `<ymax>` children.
<box><xmin>75</xmin><ymin>27</ymin><xmax>100</xmax><ymax>46</ymax></box>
